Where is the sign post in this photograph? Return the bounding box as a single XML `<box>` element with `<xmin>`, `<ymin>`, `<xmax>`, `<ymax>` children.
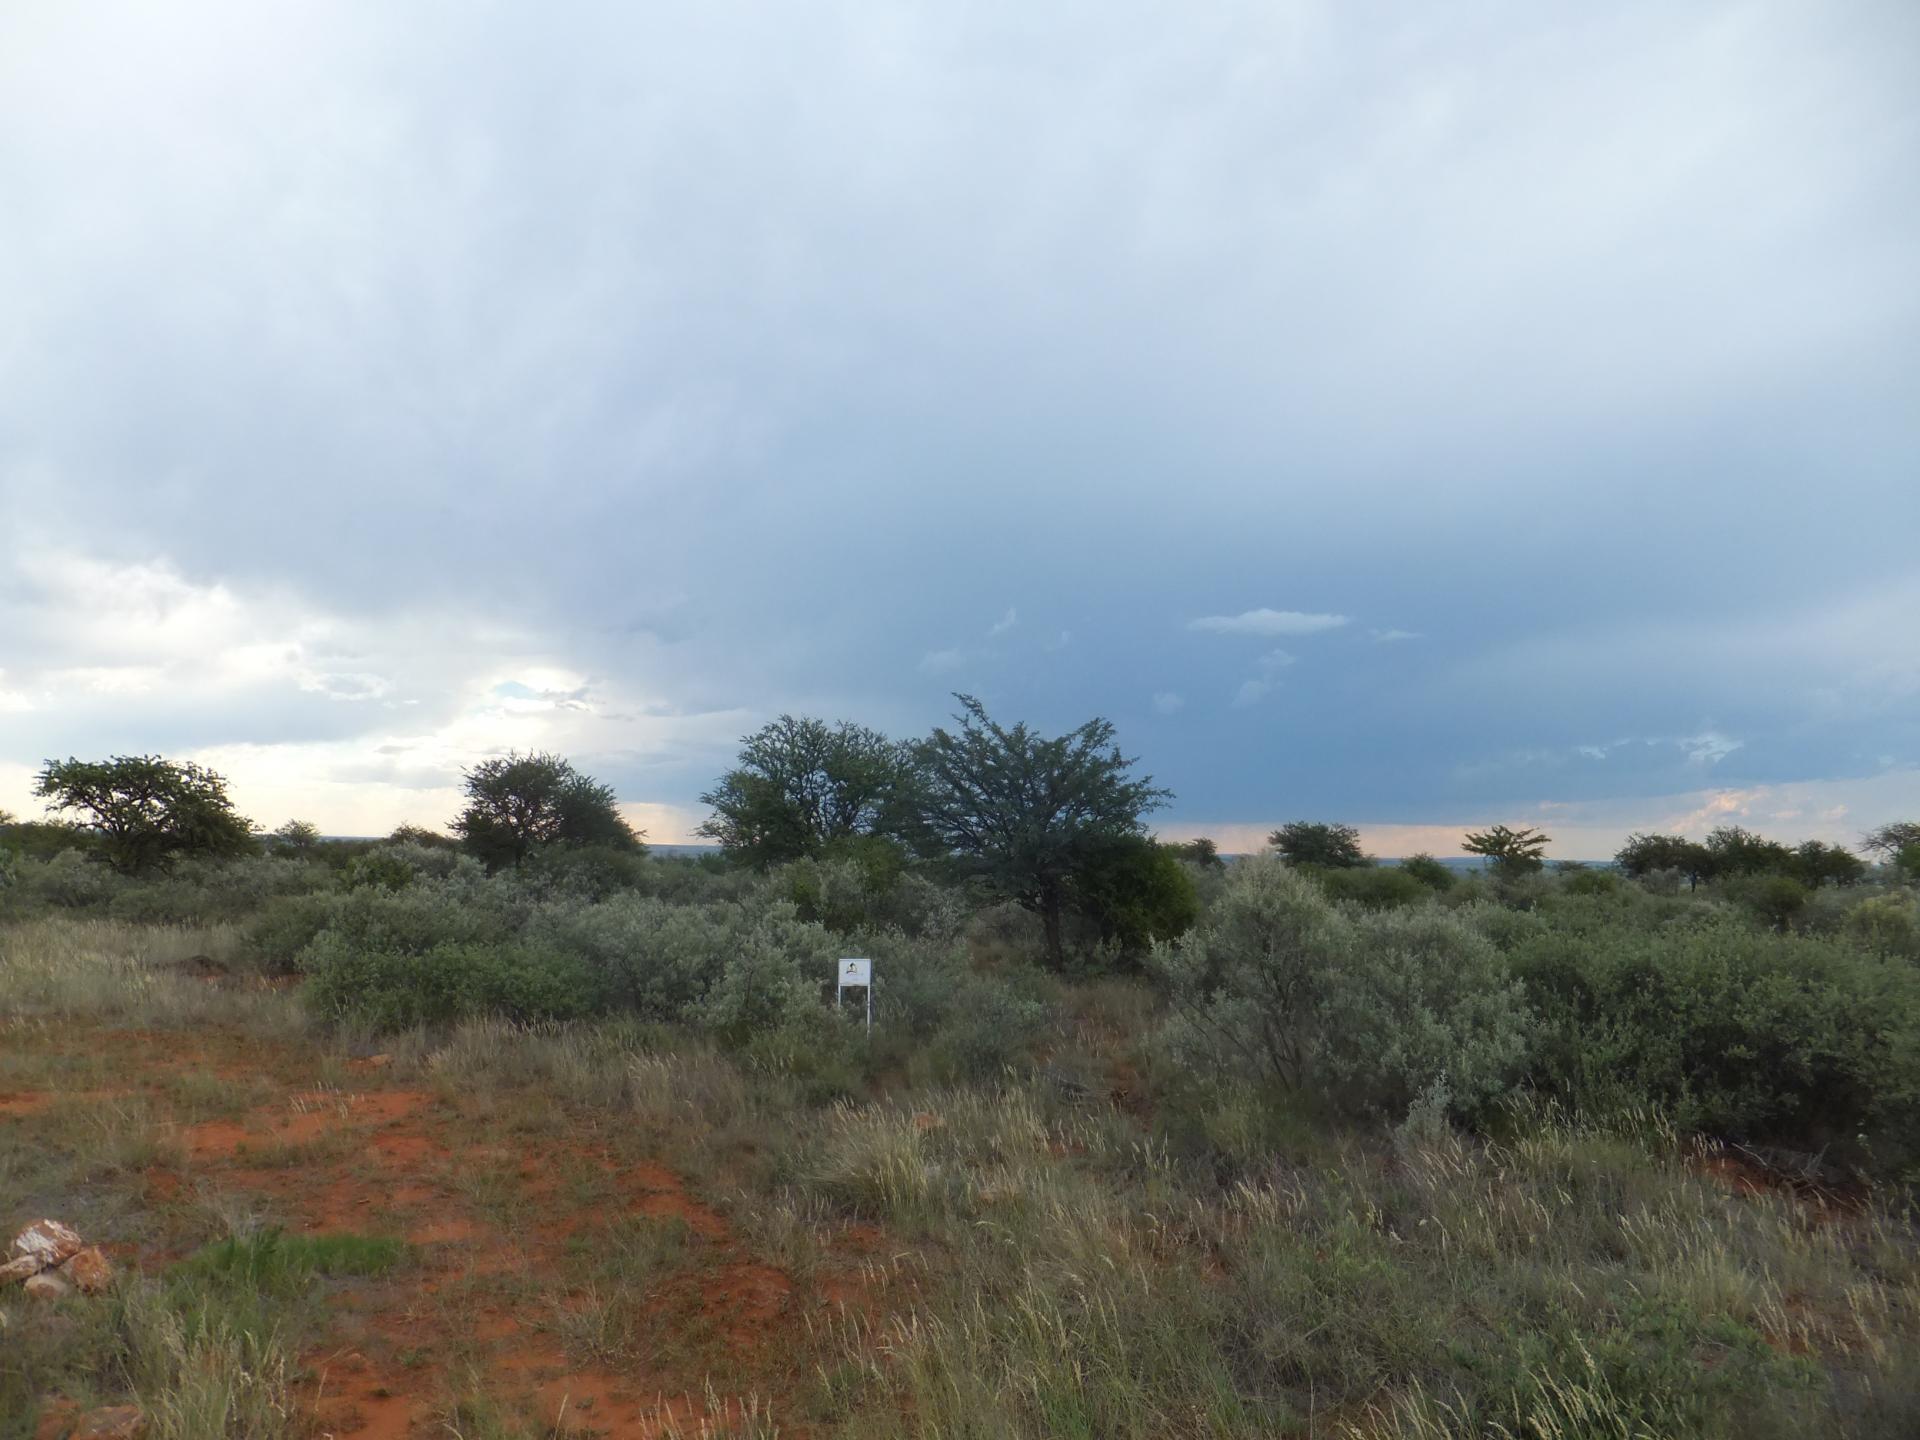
<box><xmin>836</xmin><ymin>958</ymin><xmax>873</xmax><ymax>1035</ymax></box>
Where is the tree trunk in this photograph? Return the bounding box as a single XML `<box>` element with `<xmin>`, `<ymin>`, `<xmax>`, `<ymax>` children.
<box><xmin>1040</xmin><ymin>887</ymin><xmax>1064</xmax><ymax>969</ymax></box>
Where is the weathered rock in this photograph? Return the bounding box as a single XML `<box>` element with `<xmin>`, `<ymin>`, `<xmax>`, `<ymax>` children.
<box><xmin>60</xmin><ymin>1246</ymin><xmax>113</xmax><ymax>1295</ymax></box>
<box><xmin>24</xmin><ymin>1270</ymin><xmax>72</xmax><ymax>1301</ymax></box>
<box><xmin>72</xmin><ymin>1408</ymin><xmax>150</xmax><ymax>1440</ymax></box>
<box><xmin>0</xmin><ymin>1253</ymin><xmax>45</xmax><ymax>1284</ymax></box>
<box><xmin>12</xmin><ymin>1219</ymin><xmax>84</xmax><ymax>1270</ymax></box>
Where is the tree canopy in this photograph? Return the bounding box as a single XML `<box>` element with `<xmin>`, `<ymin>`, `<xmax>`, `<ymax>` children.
<box><xmin>452</xmin><ymin>751</ymin><xmax>642</xmax><ymax>869</ymax></box>
<box><xmin>1862</xmin><ymin>821</ymin><xmax>1920</xmax><ymax>861</ymax></box>
<box><xmin>1615</xmin><ymin>832</ymin><xmax>1714</xmax><ymax>889</ymax></box>
<box><xmin>698</xmin><ymin>715</ymin><xmax>916</xmax><ymax>869</ymax></box>
<box><xmin>1269</xmin><ymin>821</ymin><xmax>1369</xmax><ymax>869</ymax></box>
<box><xmin>1462</xmin><ymin>823</ymin><xmax>1550</xmax><ymax>877</ymax></box>
<box><xmin>913</xmin><ymin>694</ymin><xmax>1170</xmax><ymax>965</ymax></box>
<box><xmin>32</xmin><ymin>755</ymin><xmax>254</xmax><ymax>875</ymax></box>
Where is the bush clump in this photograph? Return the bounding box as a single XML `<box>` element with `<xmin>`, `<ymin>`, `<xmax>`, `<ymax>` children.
<box><xmin>1154</xmin><ymin>855</ymin><xmax>1533</xmax><ymax>1121</ymax></box>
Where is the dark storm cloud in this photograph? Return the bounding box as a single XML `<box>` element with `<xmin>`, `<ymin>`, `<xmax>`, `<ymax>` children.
<box><xmin>2</xmin><ymin>0</ymin><xmax>1916</xmax><ymax>844</ymax></box>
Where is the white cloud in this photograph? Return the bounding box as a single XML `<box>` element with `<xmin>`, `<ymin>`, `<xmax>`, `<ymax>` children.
<box><xmin>0</xmin><ymin>548</ymin><xmax>743</xmax><ymax>840</ymax></box>
<box><xmin>918</xmin><ymin>648</ymin><xmax>967</xmax><ymax>675</ymax></box>
<box><xmin>1678</xmin><ymin>730</ymin><xmax>1743</xmax><ymax>766</ymax></box>
<box><xmin>1371</xmin><ymin>628</ymin><xmax>1421</xmax><ymax>643</ymax></box>
<box><xmin>1152</xmin><ymin>691</ymin><xmax>1185</xmax><ymax>714</ymax></box>
<box><xmin>988</xmin><ymin>607</ymin><xmax>1019</xmax><ymax>637</ymax></box>
<box><xmin>1191</xmin><ymin>609</ymin><xmax>1349</xmax><ymax>637</ymax></box>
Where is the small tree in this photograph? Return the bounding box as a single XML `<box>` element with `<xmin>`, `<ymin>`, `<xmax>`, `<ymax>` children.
<box><xmin>1462</xmin><ymin>823</ymin><xmax>1549</xmax><ymax>878</ymax></box>
<box><xmin>1166</xmin><ymin>836</ymin><xmax>1225</xmax><ymax>869</ymax></box>
<box><xmin>698</xmin><ymin>715</ymin><xmax>917</xmax><ymax>868</ymax></box>
<box><xmin>452</xmin><ymin>751</ymin><xmax>643</xmax><ymax>870</ymax></box>
<box><xmin>271</xmin><ymin>819</ymin><xmax>322</xmax><ymax>852</ymax></box>
<box><xmin>913</xmin><ymin>695</ymin><xmax>1170</xmax><ymax>967</ymax></box>
<box><xmin>33</xmin><ymin>755</ymin><xmax>254</xmax><ymax>875</ymax></box>
<box><xmin>389</xmin><ymin>823</ymin><xmax>457</xmax><ymax>849</ymax></box>
<box><xmin>1269</xmin><ymin>821</ymin><xmax>1369</xmax><ymax>869</ymax></box>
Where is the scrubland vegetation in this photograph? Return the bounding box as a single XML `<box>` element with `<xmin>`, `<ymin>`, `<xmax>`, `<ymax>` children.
<box><xmin>4</xmin><ymin>712</ymin><xmax>1920</xmax><ymax>1436</ymax></box>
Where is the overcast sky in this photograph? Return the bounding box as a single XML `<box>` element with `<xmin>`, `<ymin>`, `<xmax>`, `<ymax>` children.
<box><xmin>3</xmin><ymin>1</ymin><xmax>1916</xmax><ymax>856</ymax></box>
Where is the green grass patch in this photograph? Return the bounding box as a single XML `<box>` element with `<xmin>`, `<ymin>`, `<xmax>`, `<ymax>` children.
<box><xmin>174</xmin><ymin>1227</ymin><xmax>408</xmax><ymax>1296</ymax></box>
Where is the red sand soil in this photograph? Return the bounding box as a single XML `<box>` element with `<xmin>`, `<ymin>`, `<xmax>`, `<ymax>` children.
<box><xmin>0</xmin><ymin>1030</ymin><xmax>883</xmax><ymax>1438</ymax></box>
<box><xmin>1691</xmin><ymin>1148</ymin><xmax>1865</xmax><ymax>1222</ymax></box>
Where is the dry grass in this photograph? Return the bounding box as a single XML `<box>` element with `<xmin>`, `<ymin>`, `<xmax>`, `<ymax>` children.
<box><xmin>4</xmin><ymin>915</ymin><xmax>1918</xmax><ymax>1439</ymax></box>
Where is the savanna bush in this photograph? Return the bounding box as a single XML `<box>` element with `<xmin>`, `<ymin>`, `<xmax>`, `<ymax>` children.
<box><xmin>1842</xmin><ymin>892</ymin><xmax>1920</xmax><ymax>961</ymax></box>
<box><xmin>21</xmin><ymin>849</ymin><xmax>122</xmax><ymax>909</ymax></box>
<box><xmin>1314</xmin><ymin>864</ymin><xmax>1429</xmax><ymax>910</ymax></box>
<box><xmin>1154</xmin><ymin>855</ymin><xmax>1533</xmax><ymax>1121</ymax></box>
<box><xmin>1497</xmin><ymin>905</ymin><xmax>1920</xmax><ymax>1177</ymax></box>
<box><xmin>304</xmin><ymin>932</ymin><xmax>598</xmax><ymax>1027</ymax></box>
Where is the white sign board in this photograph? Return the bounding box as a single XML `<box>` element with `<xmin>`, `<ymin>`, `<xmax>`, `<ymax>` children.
<box><xmin>836</xmin><ymin>958</ymin><xmax>874</xmax><ymax>1033</ymax></box>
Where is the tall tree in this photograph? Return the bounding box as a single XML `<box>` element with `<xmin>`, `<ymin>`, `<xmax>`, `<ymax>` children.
<box><xmin>452</xmin><ymin>751</ymin><xmax>642</xmax><ymax>869</ymax></box>
<box><xmin>33</xmin><ymin>755</ymin><xmax>254</xmax><ymax>875</ymax></box>
<box><xmin>698</xmin><ymin>715</ymin><xmax>916</xmax><ymax>868</ymax></box>
<box><xmin>1269</xmin><ymin>821</ymin><xmax>1369</xmax><ymax>869</ymax></box>
<box><xmin>1462</xmin><ymin>823</ymin><xmax>1550</xmax><ymax>878</ymax></box>
<box><xmin>913</xmin><ymin>694</ymin><xmax>1170</xmax><ymax>966</ymax></box>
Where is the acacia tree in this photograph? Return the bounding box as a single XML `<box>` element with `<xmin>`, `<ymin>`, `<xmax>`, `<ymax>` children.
<box><xmin>698</xmin><ymin>715</ymin><xmax>916</xmax><ymax>868</ymax></box>
<box><xmin>1269</xmin><ymin>821</ymin><xmax>1369</xmax><ymax>869</ymax></box>
<box><xmin>33</xmin><ymin>755</ymin><xmax>254</xmax><ymax>875</ymax></box>
<box><xmin>452</xmin><ymin>751</ymin><xmax>642</xmax><ymax>869</ymax></box>
<box><xmin>1862</xmin><ymin>822</ymin><xmax>1920</xmax><ymax>862</ymax></box>
<box><xmin>913</xmin><ymin>694</ymin><xmax>1170</xmax><ymax>967</ymax></box>
<box><xmin>271</xmin><ymin>819</ymin><xmax>322</xmax><ymax>852</ymax></box>
<box><xmin>1462</xmin><ymin>823</ymin><xmax>1549</xmax><ymax>878</ymax></box>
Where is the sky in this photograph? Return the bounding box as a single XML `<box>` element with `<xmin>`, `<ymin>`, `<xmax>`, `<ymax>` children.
<box><xmin>2</xmin><ymin>0</ymin><xmax>1917</xmax><ymax>857</ymax></box>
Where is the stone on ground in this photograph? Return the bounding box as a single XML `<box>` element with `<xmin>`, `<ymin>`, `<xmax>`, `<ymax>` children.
<box><xmin>60</xmin><ymin>1246</ymin><xmax>114</xmax><ymax>1294</ymax></box>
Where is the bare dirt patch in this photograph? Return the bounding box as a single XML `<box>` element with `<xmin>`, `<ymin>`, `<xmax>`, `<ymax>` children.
<box><xmin>22</xmin><ymin>1026</ymin><xmax>872</xmax><ymax>1437</ymax></box>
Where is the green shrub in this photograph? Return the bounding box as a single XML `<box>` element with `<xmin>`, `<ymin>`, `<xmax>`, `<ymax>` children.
<box><xmin>1561</xmin><ymin>866</ymin><xmax>1622</xmax><ymax>897</ymax></box>
<box><xmin>303</xmin><ymin>933</ymin><xmax>600</xmax><ymax>1027</ymax></box>
<box><xmin>920</xmin><ymin>977</ymin><xmax>1048</xmax><ymax>1083</ymax></box>
<box><xmin>247</xmin><ymin>893</ymin><xmax>338</xmax><ymax>975</ymax></box>
<box><xmin>1397</xmin><ymin>853</ymin><xmax>1455</xmax><ymax>891</ymax></box>
<box><xmin>1154</xmin><ymin>856</ymin><xmax>1532</xmax><ymax>1121</ymax></box>
<box><xmin>1499</xmin><ymin>906</ymin><xmax>1920</xmax><ymax>1177</ymax></box>
<box><xmin>1741</xmin><ymin>874</ymin><xmax>1812</xmax><ymax>930</ymax></box>
<box><xmin>23</xmin><ymin>849</ymin><xmax>121</xmax><ymax>909</ymax></box>
<box><xmin>1068</xmin><ymin>837</ymin><xmax>1200</xmax><ymax>958</ymax></box>
<box><xmin>1844</xmin><ymin>892</ymin><xmax>1920</xmax><ymax>961</ymax></box>
<box><xmin>1317</xmin><ymin>865</ymin><xmax>1428</xmax><ymax>909</ymax></box>
<box><xmin>344</xmin><ymin>850</ymin><xmax>414</xmax><ymax>892</ymax></box>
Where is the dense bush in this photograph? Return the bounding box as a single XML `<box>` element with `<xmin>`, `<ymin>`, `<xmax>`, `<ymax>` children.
<box><xmin>304</xmin><ymin>934</ymin><xmax>600</xmax><ymax>1027</ymax></box>
<box><xmin>1496</xmin><ymin>903</ymin><xmax>1920</xmax><ymax>1178</ymax></box>
<box><xmin>1154</xmin><ymin>855</ymin><xmax>1532</xmax><ymax>1121</ymax></box>
<box><xmin>1313</xmin><ymin>864</ymin><xmax>1429</xmax><ymax>910</ymax></box>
